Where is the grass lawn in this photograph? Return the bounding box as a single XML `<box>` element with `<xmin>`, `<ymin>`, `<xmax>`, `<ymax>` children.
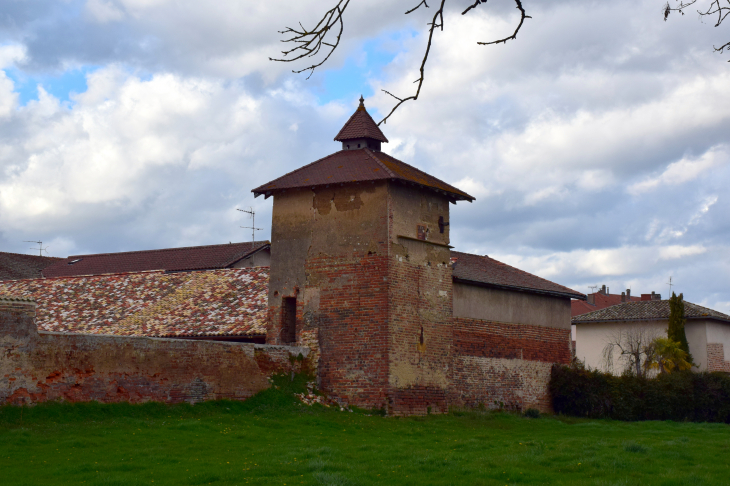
<box><xmin>2</xmin><ymin>376</ymin><xmax>729</xmax><ymax>485</ymax></box>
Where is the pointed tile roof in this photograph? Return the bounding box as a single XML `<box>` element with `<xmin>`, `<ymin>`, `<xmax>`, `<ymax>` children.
<box><xmin>252</xmin><ymin>148</ymin><xmax>474</xmax><ymax>202</ymax></box>
<box><xmin>334</xmin><ymin>97</ymin><xmax>389</xmax><ymax>143</ymax></box>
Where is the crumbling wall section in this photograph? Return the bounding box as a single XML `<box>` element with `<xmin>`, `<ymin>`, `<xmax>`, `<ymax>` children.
<box><xmin>1</xmin><ymin>298</ymin><xmax>309</xmax><ymax>406</ymax></box>
<box><xmin>451</xmin><ymin>317</ymin><xmax>571</xmax><ymax>412</ymax></box>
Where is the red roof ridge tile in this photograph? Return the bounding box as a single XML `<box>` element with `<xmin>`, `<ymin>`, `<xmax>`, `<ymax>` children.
<box><xmin>362</xmin><ymin>148</ymin><xmax>397</xmax><ymax>178</ymax></box>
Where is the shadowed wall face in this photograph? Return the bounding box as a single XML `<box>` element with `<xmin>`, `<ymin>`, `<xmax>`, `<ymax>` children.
<box><xmin>1</xmin><ymin>299</ymin><xmax>309</xmax><ymax>406</ymax></box>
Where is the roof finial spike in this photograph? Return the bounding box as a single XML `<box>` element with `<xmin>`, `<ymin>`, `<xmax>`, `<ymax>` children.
<box><xmin>359</xmin><ymin>94</ymin><xmax>365</xmax><ymax>106</ymax></box>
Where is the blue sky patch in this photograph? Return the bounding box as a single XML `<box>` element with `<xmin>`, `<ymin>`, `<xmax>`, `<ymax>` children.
<box><xmin>310</xmin><ymin>30</ymin><xmax>418</xmax><ymax>114</ymax></box>
<box><xmin>5</xmin><ymin>65</ymin><xmax>96</xmax><ymax>106</ymax></box>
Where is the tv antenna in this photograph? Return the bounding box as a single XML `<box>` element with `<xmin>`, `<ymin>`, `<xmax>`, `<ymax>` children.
<box><xmin>588</xmin><ymin>285</ymin><xmax>598</xmax><ymax>294</ymax></box>
<box><xmin>666</xmin><ymin>276</ymin><xmax>674</xmax><ymax>296</ymax></box>
<box><xmin>24</xmin><ymin>240</ymin><xmax>49</xmax><ymax>256</ymax></box>
<box><xmin>237</xmin><ymin>207</ymin><xmax>263</xmax><ymax>266</ymax></box>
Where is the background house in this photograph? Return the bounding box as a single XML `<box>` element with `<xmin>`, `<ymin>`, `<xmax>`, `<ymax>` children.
<box><xmin>573</xmin><ymin>300</ymin><xmax>730</xmax><ymax>373</ymax></box>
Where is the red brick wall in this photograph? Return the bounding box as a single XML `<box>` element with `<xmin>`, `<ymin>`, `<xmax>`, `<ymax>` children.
<box><xmin>707</xmin><ymin>343</ymin><xmax>730</xmax><ymax>373</ymax></box>
<box><xmin>451</xmin><ymin>318</ymin><xmax>571</xmax><ymax>412</ymax></box>
<box><xmin>1</xmin><ymin>304</ymin><xmax>310</xmax><ymax>406</ymax></box>
<box><xmin>454</xmin><ymin>318</ymin><xmax>572</xmax><ymax>363</ymax></box>
<box><xmin>304</xmin><ymin>253</ymin><xmax>390</xmax><ymax>409</ymax></box>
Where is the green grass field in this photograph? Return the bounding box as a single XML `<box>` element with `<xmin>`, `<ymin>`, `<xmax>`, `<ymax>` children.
<box><xmin>2</xmin><ymin>376</ymin><xmax>729</xmax><ymax>485</ymax></box>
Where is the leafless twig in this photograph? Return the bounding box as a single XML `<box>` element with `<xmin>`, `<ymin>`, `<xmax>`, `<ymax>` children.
<box><xmin>664</xmin><ymin>0</ymin><xmax>729</xmax><ymax>60</ymax></box>
<box><xmin>477</xmin><ymin>0</ymin><xmax>531</xmax><ymax>45</ymax></box>
<box><xmin>270</xmin><ymin>0</ymin><xmax>351</xmax><ymax>79</ymax></box>
<box><xmin>272</xmin><ymin>0</ymin><xmax>532</xmax><ymax>123</ymax></box>
<box><xmin>379</xmin><ymin>0</ymin><xmax>446</xmax><ymax>125</ymax></box>
<box><xmin>406</xmin><ymin>0</ymin><xmax>430</xmax><ymax>14</ymax></box>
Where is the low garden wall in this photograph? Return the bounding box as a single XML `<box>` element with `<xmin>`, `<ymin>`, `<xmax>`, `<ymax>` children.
<box><xmin>1</xmin><ymin>297</ymin><xmax>310</xmax><ymax>406</ymax></box>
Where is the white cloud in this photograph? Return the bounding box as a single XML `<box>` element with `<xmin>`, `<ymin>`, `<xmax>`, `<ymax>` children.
<box><xmin>628</xmin><ymin>147</ymin><xmax>728</xmax><ymax>195</ymax></box>
<box><xmin>0</xmin><ymin>44</ymin><xmax>27</xmax><ymax>68</ymax></box>
<box><xmin>85</xmin><ymin>0</ymin><xmax>126</xmax><ymax>23</ymax></box>
<box><xmin>495</xmin><ymin>244</ymin><xmax>707</xmax><ymax>281</ymax></box>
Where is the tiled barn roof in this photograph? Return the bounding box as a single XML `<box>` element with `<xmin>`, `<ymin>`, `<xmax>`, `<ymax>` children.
<box><xmin>451</xmin><ymin>251</ymin><xmax>585</xmax><ymax>300</ymax></box>
<box><xmin>42</xmin><ymin>241</ymin><xmax>270</xmax><ymax>278</ymax></box>
<box><xmin>572</xmin><ymin>300</ymin><xmax>730</xmax><ymax>324</ymax></box>
<box><xmin>252</xmin><ymin>148</ymin><xmax>474</xmax><ymax>202</ymax></box>
<box><xmin>0</xmin><ymin>252</ymin><xmax>62</xmax><ymax>281</ymax></box>
<box><xmin>0</xmin><ymin>268</ymin><xmax>268</xmax><ymax>338</ymax></box>
<box><xmin>334</xmin><ymin>100</ymin><xmax>389</xmax><ymax>142</ymax></box>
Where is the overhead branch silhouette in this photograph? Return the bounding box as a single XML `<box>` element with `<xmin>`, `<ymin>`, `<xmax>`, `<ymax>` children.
<box><xmin>271</xmin><ymin>0</ymin><xmax>531</xmax><ymax>124</ymax></box>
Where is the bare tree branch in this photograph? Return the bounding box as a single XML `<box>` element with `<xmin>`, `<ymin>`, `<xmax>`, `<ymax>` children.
<box><xmin>477</xmin><ymin>0</ymin><xmax>531</xmax><ymax>45</ymax></box>
<box><xmin>379</xmin><ymin>0</ymin><xmax>446</xmax><ymax>125</ymax></box>
<box><xmin>406</xmin><ymin>0</ymin><xmax>430</xmax><ymax>15</ymax></box>
<box><xmin>664</xmin><ymin>0</ymin><xmax>730</xmax><ymax>60</ymax></box>
<box><xmin>269</xmin><ymin>0</ymin><xmax>351</xmax><ymax>79</ymax></box>
<box><xmin>273</xmin><ymin>0</ymin><xmax>532</xmax><ymax>123</ymax></box>
<box><xmin>602</xmin><ymin>327</ymin><xmax>662</xmax><ymax>377</ymax></box>
<box><xmin>462</xmin><ymin>0</ymin><xmax>487</xmax><ymax>16</ymax></box>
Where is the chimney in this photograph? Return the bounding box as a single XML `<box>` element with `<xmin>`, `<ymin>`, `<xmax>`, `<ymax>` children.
<box><xmin>587</xmin><ymin>293</ymin><xmax>595</xmax><ymax>305</ymax></box>
<box><xmin>626</xmin><ymin>289</ymin><xmax>631</xmax><ymax>299</ymax></box>
<box><xmin>601</xmin><ymin>285</ymin><xmax>606</xmax><ymax>295</ymax></box>
<box><xmin>621</xmin><ymin>291</ymin><xmax>626</xmax><ymax>302</ymax></box>
<box><xmin>651</xmin><ymin>291</ymin><xmax>661</xmax><ymax>301</ymax></box>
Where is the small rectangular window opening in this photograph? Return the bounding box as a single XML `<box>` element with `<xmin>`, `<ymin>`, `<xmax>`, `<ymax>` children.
<box><xmin>281</xmin><ymin>297</ymin><xmax>297</xmax><ymax>344</ymax></box>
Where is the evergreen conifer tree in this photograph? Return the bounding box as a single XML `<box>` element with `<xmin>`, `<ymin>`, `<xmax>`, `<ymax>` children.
<box><xmin>667</xmin><ymin>292</ymin><xmax>693</xmax><ymax>364</ymax></box>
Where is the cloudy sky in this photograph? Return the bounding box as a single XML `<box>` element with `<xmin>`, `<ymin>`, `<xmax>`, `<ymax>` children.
<box><xmin>1</xmin><ymin>0</ymin><xmax>728</xmax><ymax>311</ymax></box>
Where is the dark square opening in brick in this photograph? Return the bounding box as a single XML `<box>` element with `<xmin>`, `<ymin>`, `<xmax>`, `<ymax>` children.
<box><xmin>280</xmin><ymin>297</ymin><xmax>297</xmax><ymax>344</ymax></box>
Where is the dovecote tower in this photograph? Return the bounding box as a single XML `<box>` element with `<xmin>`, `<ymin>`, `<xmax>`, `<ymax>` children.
<box><xmin>253</xmin><ymin>99</ymin><xmax>474</xmax><ymax>414</ymax></box>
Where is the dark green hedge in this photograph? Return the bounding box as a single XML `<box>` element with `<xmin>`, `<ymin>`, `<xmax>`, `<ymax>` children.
<box><xmin>549</xmin><ymin>364</ymin><xmax>730</xmax><ymax>422</ymax></box>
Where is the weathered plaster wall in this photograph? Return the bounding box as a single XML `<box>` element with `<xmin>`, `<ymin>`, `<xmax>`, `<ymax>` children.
<box><xmin>453</xmin><ymin>283</ymin><xmax>571</xmax><ymax>329</ymax></box>
<box><xmin>1</xmin><ymin>300</ymin><xmax>310</xmax><ymax>406</ymax></box>
<box><xmin>451</xmin><ymin>318</ymin><xmax>570</xmax><ymax>412</ymax></box>
<box><xmin>387</xmin><ymin>183</ymin><xmax>453</xmax><ymax>415</ymax></box>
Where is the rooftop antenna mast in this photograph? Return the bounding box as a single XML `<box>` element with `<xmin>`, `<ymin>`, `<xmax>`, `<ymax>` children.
<box><xmin>667</xmin><ymin>276</ymin><xmax>674</xmax><ymax>296</ymax></box>
<box><xmin>588</xmin><ymin>285</ymin><xmax>598</xmax><ymax>294</ymax></box>
<box><xmin>24</xmin><ymin>240</ymin><xmax>49</xmax><ymax>256</ymax></box>
<box><xmin>237</xmin><ymin>207</ymin><xmax>262</xmax><ymax>267</ymax></box>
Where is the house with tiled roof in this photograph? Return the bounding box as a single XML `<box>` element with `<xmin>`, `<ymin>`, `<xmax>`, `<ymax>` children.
<box><xmin>573</xmin><ymin>300</ymin><xmax>730</xmax><ymax>373</ymax></box>
<box><xmin>0</xmin><ymin>251</ymin><xmax>62</xmax><ymax>281</ymax></box>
